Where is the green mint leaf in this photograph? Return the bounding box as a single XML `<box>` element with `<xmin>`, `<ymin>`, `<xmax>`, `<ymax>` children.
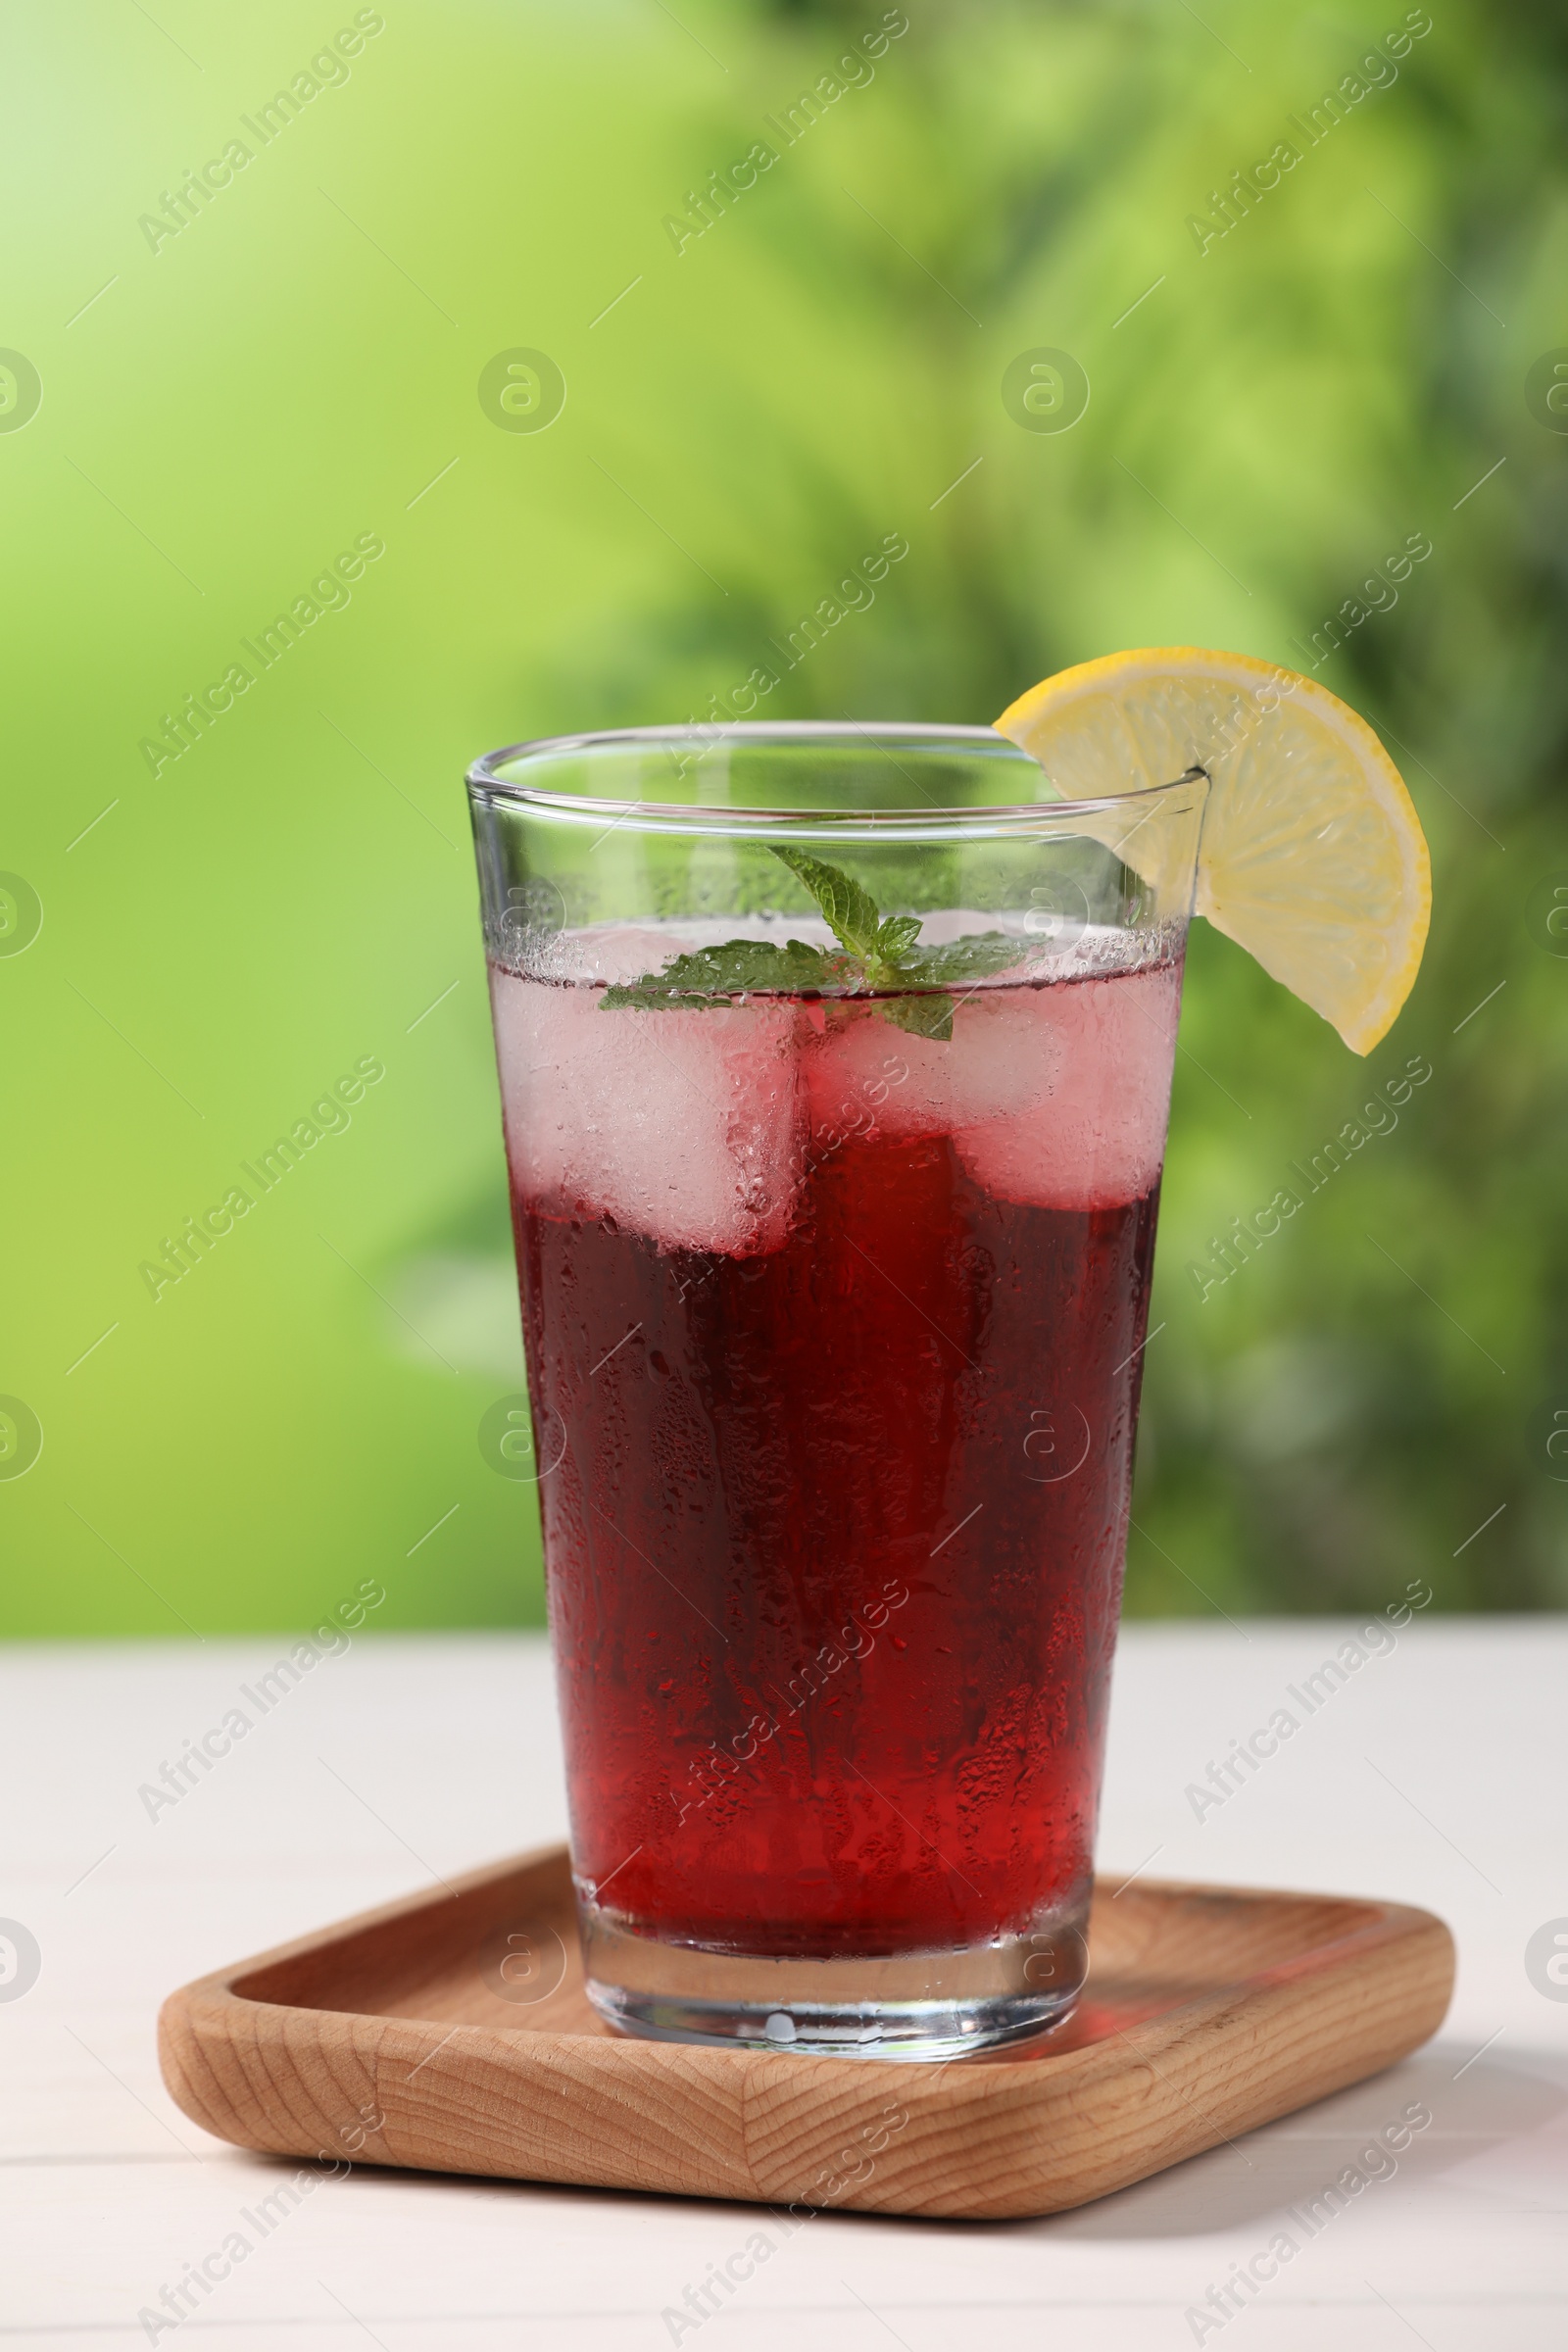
<box><xmin>874</xmin><ymin>912</ymin><xmax>923</xmax><ymax>961</ymax></box>
<box><xmin>601</xmin><ymin>937</ymin><xmax>833</xmax><ymax>1009</ymax></box>
<box><xmin>880</xmin><ymin>992</ymin><xmax>956</xmax><ymax>1043</ymax></box>
<box><xmin>896</xmin><ymin>932</ymin><xmax>1024</xmax><ymax>986</ymax></box>
<box><xmin>769</xmin><ymin>844</ymin><xmax>884</xmax><ymax>959</ymax></box>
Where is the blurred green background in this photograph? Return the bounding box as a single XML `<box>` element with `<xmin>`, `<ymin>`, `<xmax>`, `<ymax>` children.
<box><xmin>3</xmin><ymin>0</ymin><xmax>1564</xmax><ymax>1637</ymax></box>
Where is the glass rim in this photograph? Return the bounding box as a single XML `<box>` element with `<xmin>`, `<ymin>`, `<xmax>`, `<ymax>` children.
<box><xmin>466</xmin><ymin>721</ymin><xmax>1207</xmax><ymax>839</ymax></box>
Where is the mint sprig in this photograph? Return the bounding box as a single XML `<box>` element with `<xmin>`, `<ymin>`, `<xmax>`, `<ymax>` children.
<box><xmin>600</xmin><ymin>935</ymin><xmax>840</xmax><ymax>1010</ymax></box>
<box><xmin>600</xmin><ymin>848</ymin><xmax>1022</xmax><ymax>1043</ymax></box>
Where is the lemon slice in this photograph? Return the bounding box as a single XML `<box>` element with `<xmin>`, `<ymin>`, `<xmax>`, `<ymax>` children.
<box><xmin>995</xmin><ymin>647</ymin><xmax>1430</xmax><ymax>1056</ymax></box>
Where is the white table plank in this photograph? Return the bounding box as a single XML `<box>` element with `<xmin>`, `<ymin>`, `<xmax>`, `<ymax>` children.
<box><xmin>3</xmin><ymin>1623</ymin><xmax>1565</xmax><ymax>2349</ymax></box>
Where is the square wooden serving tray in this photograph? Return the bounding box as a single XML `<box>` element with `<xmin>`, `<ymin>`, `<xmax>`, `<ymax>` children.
<box><xmin>159</xmin><ymin>1843</ymin><xmax>1453</xmax><ymax>2221</ymax></box>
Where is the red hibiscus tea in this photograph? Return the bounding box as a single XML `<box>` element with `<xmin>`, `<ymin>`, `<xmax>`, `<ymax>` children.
<box><xmin>470</xmin><ymin>725</ymin><xmax>1204</xmax><ymax>2058</ymax></box>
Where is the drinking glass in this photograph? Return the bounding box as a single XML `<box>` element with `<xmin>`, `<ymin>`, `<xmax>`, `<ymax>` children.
<box><xmin>467</xmin><ymin>723</ymin><xmax>1206</xmax><ymax>2060</ymax></box>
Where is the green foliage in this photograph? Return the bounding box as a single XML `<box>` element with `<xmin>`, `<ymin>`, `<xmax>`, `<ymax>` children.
<box><xmin>559</xmin><ymin>0</ymin><xmax>1568</xmax><ymax>1617</ymax></box>
<box><xmin>5</xmin><ymin>0</ymin><xmax>1564</xmax><ymax>1633</ymax></box>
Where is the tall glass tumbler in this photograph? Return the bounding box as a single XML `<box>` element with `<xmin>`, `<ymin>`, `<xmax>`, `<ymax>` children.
<box><xmin>467</xmin><ymin>724</ymin><xmax>1207</xmax><ymax>2060</ymax></box>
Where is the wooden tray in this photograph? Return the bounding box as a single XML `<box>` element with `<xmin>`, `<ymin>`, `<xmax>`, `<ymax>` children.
<box><xmin>158</xmin><ymin>1843</ymin><xmax>1453</xmax><ymax>2222</ymax></box>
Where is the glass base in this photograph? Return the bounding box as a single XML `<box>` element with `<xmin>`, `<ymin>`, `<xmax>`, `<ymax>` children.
<box><xmin>579</xmin><ymin>1896</ymin><xmax>1089</xmax><ymax>2061</ymax></box>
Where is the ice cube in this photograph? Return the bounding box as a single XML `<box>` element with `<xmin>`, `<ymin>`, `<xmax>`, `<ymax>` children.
<box><xmin>803</xmin><ymin>993</ymin><xmax>1058</xmax><ymax>1149</ymax></box>
<box><xmin>954</xmin><ymin>962</ymin><xmax>1181</xmax><ymax>1209</ymax></box>
<box><xmin>489</xmin><ymin>967</ymin><xmax>802</xmax><ymax>1255</ymax></box>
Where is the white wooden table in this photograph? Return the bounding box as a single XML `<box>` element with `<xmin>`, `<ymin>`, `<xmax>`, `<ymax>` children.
<box><xmin>4</xmin><ymin>1622</ymin><xmax>1565</xmax><ymax>2349</ymax></box>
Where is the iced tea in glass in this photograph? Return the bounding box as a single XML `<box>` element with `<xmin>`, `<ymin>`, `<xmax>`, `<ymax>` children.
<box><xmin>468</xmin><ymin>724</ymin><xmax>1205</xmax><ymax>2058</ymax></box>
